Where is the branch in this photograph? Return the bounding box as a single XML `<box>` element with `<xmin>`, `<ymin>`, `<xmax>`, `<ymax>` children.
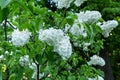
<box><xmin>33</xmin><ymin>58</ymin><xmax>40</xmax><ymax>80</ymax></box>
<box><xmin>3</xmin><ymin>19</ymin><xmax>8</xmax><ymax>41</ymax></box>
<box><xmin>7</xmin><ymin>21</ymin><xmax>17</xmax><ymax>29</ymax></box>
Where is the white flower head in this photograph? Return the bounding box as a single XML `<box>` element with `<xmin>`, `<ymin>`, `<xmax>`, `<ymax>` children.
<box><xmin>38</xmin><ymin>28</ymin><xmax>72</xmax><ymax>60</ymax></box>
<box><xmin>53</xmin><ymin>0</ymin><xmax>73</xmax><ymax>9</ymax></box>
<box><xmin>88</xmin><ymin>75</ymin><xmax>104</xmax><ymax>80</ymax></box>
<box><xmin>69</xmin><ymin>20</ymin><xmax>87</xmax><ymax>37</ymax></box>
<box><xmin>11</xmin><ymin>29</ymin><xmax>31</xmax><ymax>47</ymax></box>
<box><xmin>97</xmin><ymin>20</ymin><xmax>118</xmax><ymax>37</ymax></box>
<box><xmin>19</xmin><ymin>55</ymin><xmax>30</xmax><ymax>66</ymax></box>
<box><xmin>77</xmin><ymin>11</ymin><xmax>101</xmax><ymax>24</ymax></box>
<box><xmin>87</xmin><ymin>55</ymin><xmax>105</xmax><ymax>66</ymax></box>
<box><xmin>29</xmin><ymin>63</ymin><xmax>44</xmax><ymax>79</ymax></box>
<box><xmin>54</xmin><ymin>36</ymin><xmax>72</xmax><ymax>60</ymax></box>
<box><xmin>74</xmin><ymin>0</ymin><xmax>87</xmax><ymax>7</ymax></box>
<box><xmin>39</xmin><ymin>28</ymin><xmax>64</xmax><ymax>46</ymax></box>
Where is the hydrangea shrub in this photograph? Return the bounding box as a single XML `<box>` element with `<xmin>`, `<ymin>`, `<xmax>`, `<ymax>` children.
<box><xmin>0</xmin><ymin>0</ymin><xmax>118</xmax><ymax>80</ymax></box>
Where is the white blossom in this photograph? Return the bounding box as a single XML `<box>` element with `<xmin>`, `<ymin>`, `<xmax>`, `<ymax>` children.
<box><xmin>53</xmin><ymin>0</ymin><xmax>73</xmax><ymax>9</ymax></box>
<box><xmin>19</xmin><ymin>55</ymin><xmax>30</xmax><ymax>66</ymax></box>
<box><xmin>87</xmin><ymin>55</ymin><xmax>105</xmax><ymax>66</ymax></box>
<box><xmin>38</xmin><ymin>28</ymin><xmax>72</xmax><ymax>60</ymax></box>
<box><xmin>38</xmin><ymin>28</ymin><xmax>64</xmax><ymax>46</ymax></box>
<box><xmin>54</xmin><ymin>36</ymin><xmax>72</xmax><ymax>60</ymax></box>
<box><xmin>76</xmin><ymin>11</ymin><xmax>101</xmax><ymax>24</ymax></box>
<box><xmin>29</xmin><ymin>63</ymin><xmax>44</xmax><ymax>79</ymax></box>
<box><xmin>73</xmin><ymin>42</ymin><xmax>79</xmax><ymax>47</ymax></box>
<box><xmin>5</xmin><ymin>51</ymin><xmax>9</xmax><ymax>54</ymax></box>
<box><xmin>88</xmin><ymin>75</ymin><xmax>104</xmax><ymax>80</ymax></box>
<box><xmin>11</xmin><ymin>29</ymin><xmax>31</xmax><ymax>47</ymax></box>
<box><xmin>69</xmin><ymin>20</ymin><xmax>87</xmax><ymax>37</ymax></box>
<box><xmin>0</xmin><ymin>55</ymin><xmax>4</xmax><ymax>60</ymax></box>
<box><xmin>97</xmin><ymin>20</ymin><xmax>118</xmax><ymax>37</ymax></box>
<box><xmin>83</xmin><ymin>42</ymin><xmax>91</xmax><ymax>51</ymax></box>
<box><xmin>64</xmin><ymin>24</ymin><xmax>71</xmax><ymax>33</ymax></box>
<box><xmin>74</xmin><ymin>0</ymin><xmax>87</xmax><ymax>7</ymax></box>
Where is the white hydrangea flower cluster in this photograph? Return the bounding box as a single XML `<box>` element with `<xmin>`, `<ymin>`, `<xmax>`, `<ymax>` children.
<box><xmin>87</xmin><ymin>55</ymin><xmax>105</xmax><ymax>66</ymax></box>
<box><xmin>76</xmin><ymin>11</ymin><xmax>101</xmax><ymax>24</ymax></box>
<box><xmin>38</xmin><ymin>28</ymin><xmax>72</xmax><ymax>60</ymax></box>
<box><xmin>19</xmin><ymin>55</ymin><xmax>30</xmax><ymax>66</ymax></box>
<box><xmin>88</xmin><ymin>75</ymin><xmax>104</xmax><ymax>80</ymax></box>
<box><xmin>74</xmin><ymin>0</ymin><xmax>87</xmax><ymax>7</ymax></box>
<box><xmin>97</xmin><ymin>20</ymin><xmax>118</xmax><ymax>37</ymax></box>
<box><xmin>53</xmin><ymin>0</ymin><xmax>87</xmax><ymax>9</ymax></box>
<box><xmin>53</xmin><ymin>0</ymin><xmax>73</xmax><ymax>9</ymax></box>
<box><xmin>29</xmin><ymin>63</ymin><xmax>44</xmax><ymax>79</ymax></box>
<box><xmin>53</xmin><ymin>36</ymin><xmax>72</xmax><ymax>59</ymax></box>
<box><xmin>11</xmin><ymin>29</ymin><xmax>31</xmax><ymax>47</ymax></box>
<box><xmin>39</xmin><ymin>28</ymin><xmax>64</xmax><ymax>46</ymax></box>
<box><xmin>69</xmin><ymin>20</ymin><xmax>87</xmax><ymax>37</ymax></box>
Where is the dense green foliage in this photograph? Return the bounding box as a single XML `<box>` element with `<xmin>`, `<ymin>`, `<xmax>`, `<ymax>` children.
<box><xmin>0</xmin><ymin>0</ymin><xmax>120</xmax><ymax>80</ymax></box>
<box><xmin>84</xmin><ymin>0</ymin><xmax>120</xmax><ymax>80</ymax></box>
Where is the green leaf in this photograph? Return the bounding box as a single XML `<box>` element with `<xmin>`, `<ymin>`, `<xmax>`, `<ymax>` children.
<box><xmin>12</xmin><ymin>0</ymin><xmax>33</xmax><ymax>15</ymax></box>
<box><xmin>68</xmin><ymin>76</ymin><xmax>76</xmax><ymax>80</ymax></box>
<box><xmin>0</xmin><ymin>64</ymin><xmax>2</xmax><ymax>80</ymax></box>
<box><xmin>0</xmin><ymin>7</ymin><xmax>9</xmax><ymax>23</ymax></box>
<box><xmin>0</xmin><ymin>8</ymin><xmax>2</xmax><ymax>23</ymax></box>
<box><xmin>78</xmin><ymin>76</ymin><xmax>88</xmax><ymax>80</ymax></box>
<box><xmin>8</xmin><ymin>73</ymin><xmax>16</xmax><ymax>80</ymax></box>
<box><xmin>35</xmin><ymin>54</ymin><xmax>42</xmax><ymax>64</ymax></box>
<box><xmin>45</xmin><ymin>78</ymin><xmax>51</xmax><ymax>80</ymax></box>
<box><xmin>0</xmin><ymin>0</ymin><xmax>11</xmax><ymax>9</ymax></box>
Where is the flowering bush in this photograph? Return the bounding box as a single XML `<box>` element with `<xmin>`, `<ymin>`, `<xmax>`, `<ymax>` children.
<box><xmin>0</xmin><ymin>0</ymin><xmax>118</xmax><ymax>80</ymax></box>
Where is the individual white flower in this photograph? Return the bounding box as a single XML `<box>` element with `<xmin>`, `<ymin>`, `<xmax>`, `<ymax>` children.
<box><xmin>74</xmin><ymin>0</ymin><xmax>87</xmax><ymax>6</ymax></box>
<box><xmin>13</xmin><ymin>15</ymin><xmax>19</xmax><ymax>21</ymax></box>
<box><xmin>4</xmin><ymin>51</ymin><xmax>9</xmax><ymax>54</ymax></box>
<box><xmin>38</xmin><ymin>28</ymin><xmax>72</xmax><ymax>60</ymax></box>
<box><xmin>29</xmin><ymin>63</ymin><xmax>37</xmax><ymax>72</ymax></box>
<box><xmin>83</xmin><ymin>42</ymin><xmax>91</xmax><ymax>51</ymax></box>
<box><xmin>11</xmin><ymin>29</ymin><xmax>31</xmax><ymax>47</ymax></box>
<box><xmin>76</xmin><ymin>11</ymin><xmax>101</xmax><ymax>24</ymax></box>
<box><xmin>64</xmin><ymin>23</ymin><xmax>71</xmax><ymax>33</ymax></box>
<box><xmin>10</xmin><ymin>51</ymin><xmax>13</xmax><ymax>55</ymax></box>
<box><xmin>53</xmin><ymin>0</ymin><xmax>73</xmax><ymax>9</ymax></box>
<box><xmin>19</xmin><ymin>55</ymin><xmax>30</xmax><ymax>66</ymax></box>
<box><xmin>97</xmin><ymin>20</ymin><xmax>118</xmax><ymax>37</ymax></box>
<box><xmin>0</xmin><ymin>55</ymin><xmax>4</xmax><ymax>60</ymax></box>
<box><xmin>29</xmin><ymin>63</ymin><xmax>44</xmax><ymax>79</ymax></box>
<box><xmin>88</xmin><ymin>75</ymin><xmax>104</xmax><ymax>80</ymax></box>
<box><xmin>73</xmin><ymin>42</ymin><xmax>79</xmax><ymax>47</ymax></box>
<box><xmin>87</xmin><ymin>55</ymin><xmax>105</xmax><ymax>66</ymax></box>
